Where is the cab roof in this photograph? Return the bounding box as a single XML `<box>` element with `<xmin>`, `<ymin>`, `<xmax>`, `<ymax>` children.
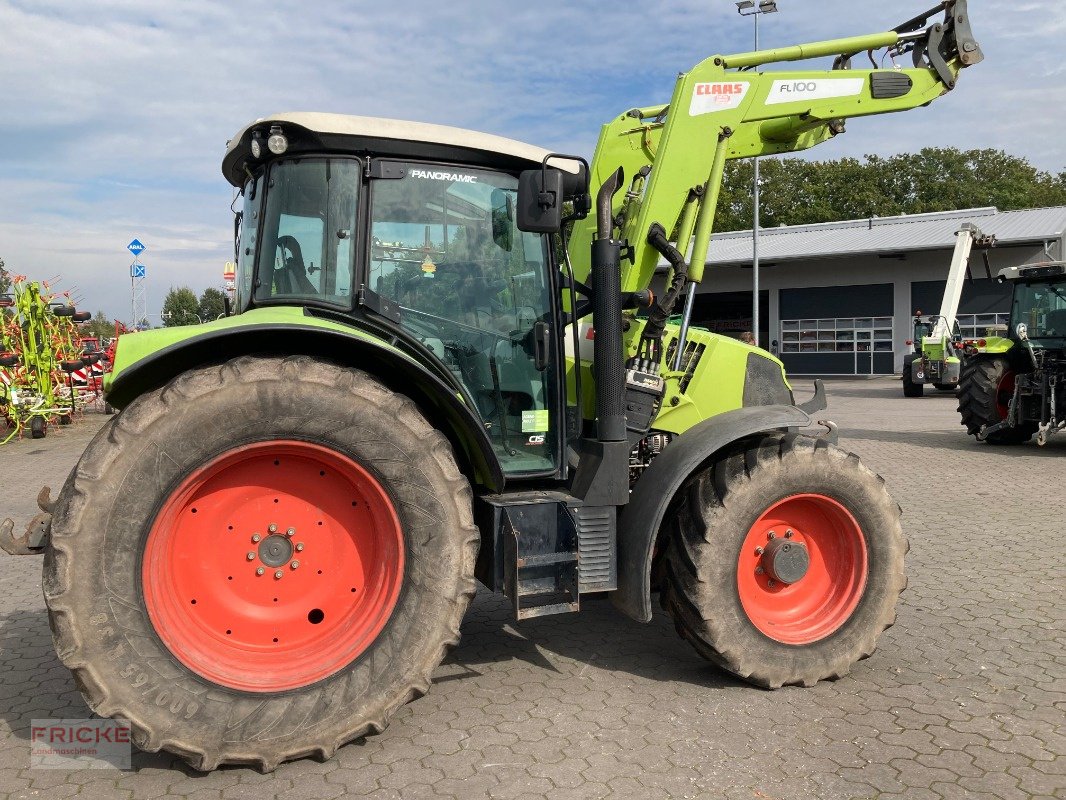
<box><xmin>223</xmin><ymin>112</ymin><xmax>576</xmax><ymax>187</ymax></box>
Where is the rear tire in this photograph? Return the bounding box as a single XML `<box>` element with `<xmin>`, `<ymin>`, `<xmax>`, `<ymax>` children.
<box><xmin>957</xmin><ymin>356</ymin><xmax>1036</xmax><ymax>444</ymax></box>
<box><xmin>43</xmin><ymin>356</ymin><xmax>479</xmax><ymax>771</ymax></box>
<box><xmin>659</xmin><ymin>433</ymin><xmax>906</xmax><ymax>689</ymax></box>
<box><xmin>902</xmin><ymin>356</ymin><xmax>923</xmax><ymax>397</ymax></box>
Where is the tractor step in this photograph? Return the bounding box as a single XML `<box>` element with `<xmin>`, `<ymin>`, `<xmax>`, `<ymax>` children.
<box><xmin>477</xmin><ymin>492</ymin><xmax>618</xmax><ymax>621</ymax></box>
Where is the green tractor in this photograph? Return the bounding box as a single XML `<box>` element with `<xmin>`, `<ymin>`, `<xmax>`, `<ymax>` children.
<box><xmin>25</xmin><ymin>2</ymin><xmax>979</xmax><ymax>770</ymax></box>
<box><xmin>958</xmin><ymin>261</ymin><xmax>1066</xmax><ymax>445</ymax></box>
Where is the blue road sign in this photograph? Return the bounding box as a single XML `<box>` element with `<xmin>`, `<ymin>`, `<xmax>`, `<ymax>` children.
<box><xmin>131</xmin><ymin>264</ymin><xmax>146</xmax><ymax>279</ymax></box>
<box><xmin>127</xmin><ymin>238</ymin><xmax>146</xmax><ymax>256</ymax></box>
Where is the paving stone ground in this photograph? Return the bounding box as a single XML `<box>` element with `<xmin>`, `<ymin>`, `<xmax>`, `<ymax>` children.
<box><xmin>0</xmin><ymin>379</ymin><xmax>1063</xmax><ymax>799</ymax></box>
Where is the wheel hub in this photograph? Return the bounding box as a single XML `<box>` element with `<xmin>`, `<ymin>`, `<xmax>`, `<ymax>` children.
<box><xmin>737</xmin><ymin>494</ymin><xmax>868</xmax><ymax>645</ymax></box>
<box><xmin>761</xmin><ymin>537</ymin><xmax>809</xmax><ymax>585</ymax></box>
<box><xmin>141</xmin><ymin>440</ymin><xmax>405</xmax><ymax>693</ymax></box>
<box><xmin>258</xmin><ymin>533</ymin><xmax>293</xmax><ymax>567</ymax></box>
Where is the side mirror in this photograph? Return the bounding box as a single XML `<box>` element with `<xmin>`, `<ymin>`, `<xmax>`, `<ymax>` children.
<box><xmin>490</xmin><ymin>188</ymin><xmax>514</xmax><ymax>252</ymax></box>
<box><xmin>517</xmin><ymin>169</ymin><xmax>563</xmax><ymax>233</ymax></box>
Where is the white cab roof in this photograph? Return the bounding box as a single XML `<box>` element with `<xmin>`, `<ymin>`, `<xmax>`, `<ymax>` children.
<box><xmin>224</xmin><ymin>112</ymin><xmax>579</xmax><ymax>185</ymax></box>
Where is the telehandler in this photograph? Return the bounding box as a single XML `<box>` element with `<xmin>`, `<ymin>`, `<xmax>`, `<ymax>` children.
<box><xmin>903</xmin><ymin>223</ymin><xmax>996</xmax><ymax>396</ymax></box>
<box><xmin>958</xmin><ymin>261</ymin><xmax>1066</xmax><ymax>445</ymax></box>
<box><xmin>21</xmin><ymin>1</ymin><xmax>979</xmax><ymax>770</ymax></box>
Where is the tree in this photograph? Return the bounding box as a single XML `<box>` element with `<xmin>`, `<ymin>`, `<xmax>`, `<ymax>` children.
<box><xmin>84</xmin><ymin>311</ymin><xmax>114</xmax><ymax>340</ymax></box>
<box><xmin>198</xmin><ymin>287</ymin><xmax>226</xmax><ymax>322</ymax></box>
<box><xmin>0</xmin><ymin>256</ymin><xmax>10</xmax><ymax>295</ymax></box>
<box><xmin>715</xmin><ymin>148</ymin><xmax>1066</xmax><ymax>231</ymax></box>
<box><xmin>161</xmin><ymin>287</ymin><xmax>201</xmax><ymax>327</ymax></box>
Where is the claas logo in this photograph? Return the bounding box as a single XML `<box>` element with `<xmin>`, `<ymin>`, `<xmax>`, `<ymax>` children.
<box><xmin>695</xmin><ymin>83</ymin><xmax>746</xmax><ymax>104</ymax></box>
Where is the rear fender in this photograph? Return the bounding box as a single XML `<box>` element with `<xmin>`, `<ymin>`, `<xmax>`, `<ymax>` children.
<box><xmin>613</xmin><ymin>402</ymin><xmax>818</xmax><ymax>623</ymax></box>
<box><xmin>106</xmin><ymin>319</ymin><xmax>504</xmax><ymax>492</ymax></box>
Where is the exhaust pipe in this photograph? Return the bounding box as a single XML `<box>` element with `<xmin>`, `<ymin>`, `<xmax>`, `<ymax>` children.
<box><xmin>591</xmin><ymin>168</ymin><xmax>626</xmax><ymax>443</ymax></box>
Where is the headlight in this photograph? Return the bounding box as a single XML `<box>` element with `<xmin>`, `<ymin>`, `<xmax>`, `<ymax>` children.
<box><xmin>267</xmin><ymin>125</ymin><xmax>288</xmax><ymax>155</ymax></box>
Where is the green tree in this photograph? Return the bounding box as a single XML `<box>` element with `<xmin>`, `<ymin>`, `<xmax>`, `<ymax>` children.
<box><xmin>161</xmin><ymin>286</ymin><xmax>201</xmax><ymax>327</ymax></box>
<box><xmin>0</xmin><ymin>256</ymin><xmax>10</xmax><ymax>295</ymax></box>
<box><xmin>198</xmin><ymin>287</ymin><xmax>226</xmax><ymax>321</ymax></box>
<box><xmin>715</xmin><ymin>148</ymin><xmax>1066</xmax><ymax>231</ymax></box>
<box><xmin>83</xmin><ymin>311</ymin><xmax>114</xmax><ymax>340</ymax></box>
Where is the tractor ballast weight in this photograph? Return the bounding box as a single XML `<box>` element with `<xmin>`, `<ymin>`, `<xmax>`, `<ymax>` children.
<box><xmin>35</xmin><ymin>1</ymin><xmax>979</xmax><ymax>771</ymax></box>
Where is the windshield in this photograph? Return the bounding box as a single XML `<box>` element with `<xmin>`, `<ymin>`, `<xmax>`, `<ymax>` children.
<box><xmin>369</xmin><ymin>162</ymin><xmax>558</xmax><ymax>475</ymax></box>
<box><xmin>1012</xmin><ymin>280</ymin><xmax>1066</xmax><ymax>340</ymax></box>
<box><xmin>255</xmin><ymin>158</ymin><xmax>359</xmax><ymax>306</ymax></box>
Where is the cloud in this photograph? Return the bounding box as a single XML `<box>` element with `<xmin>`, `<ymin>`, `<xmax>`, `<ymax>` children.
<box><xmin>0</xmin><ymin>0</ymin><xmax>1061</xmax><ymax>321</ymax></box>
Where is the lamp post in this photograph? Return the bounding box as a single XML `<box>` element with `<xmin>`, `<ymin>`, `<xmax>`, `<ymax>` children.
<box><xmin>736</xmin><ymin>0</ymin><xmax>778</xmax><ymax>347</ymax></box>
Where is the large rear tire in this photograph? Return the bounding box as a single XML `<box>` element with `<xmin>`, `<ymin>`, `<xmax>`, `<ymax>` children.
<box><xmin>659</xmin><ymin>433</ymin><xmax>906</xmax><ymax>689</ymax></box>
<box><xmin>902</xmin><ymin>356</ymin><xmax>924</xmax><ymax>397</ymax></box>
<box><xmin>957</xmin><ymin>356</ymin><xmax>1036</xmax><ymax>445</ymax></box>
<box><xmin>43</xmin><ymin>356</ymin><xmax>479</xmax><ymax>771</ymax></box>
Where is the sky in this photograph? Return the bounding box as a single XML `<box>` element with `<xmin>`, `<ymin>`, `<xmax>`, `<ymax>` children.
<box><xmin>1</xmin><ymin>0</ymin><xmax>1063</xmax><ymax>323</ymax></box>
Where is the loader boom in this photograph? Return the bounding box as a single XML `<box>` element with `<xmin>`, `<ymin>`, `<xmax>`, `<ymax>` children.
<box><xmin>569</xmin><ymin>0</ymin><xmax>982</xmax><ymax>297</ymax></box>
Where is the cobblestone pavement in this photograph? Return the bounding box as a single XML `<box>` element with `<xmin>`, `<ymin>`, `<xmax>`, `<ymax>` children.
<box><xmin>0</xmin><ymin>380</ymin><xmax>1063</xmax><ymax>799</ymax></box>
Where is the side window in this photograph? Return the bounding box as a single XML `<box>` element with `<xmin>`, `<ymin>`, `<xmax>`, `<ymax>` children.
<box><xmin>255</xmin><ymin>159</ymin><xmax>359</xmax><ymax>306</ymax></box>
<box><xmin>235</xmin><ymin>174</ymin><xmax>262</xmax><ymax>312</ymax></box>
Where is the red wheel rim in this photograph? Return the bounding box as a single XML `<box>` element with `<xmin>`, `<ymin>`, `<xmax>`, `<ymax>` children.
<box><xmin>142</xmin><ymin>440</ymin><xmax>404</xmax><ymax>692</ymax></box>
<box><xmin>737</xmin><ymin>494</ymin><xmax>867</xmax><ymax>645</ymax></box>
<box><xmin>995</xmin><ymin>370</ymin><xmax>1016</xmax><ymax>420</ymax></box>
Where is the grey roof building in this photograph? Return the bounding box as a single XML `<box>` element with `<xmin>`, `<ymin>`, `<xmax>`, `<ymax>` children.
<box><xmin>675</xmin><ymin>206</ymin><xmax>1066</xmax><ymax>375</ymax></box>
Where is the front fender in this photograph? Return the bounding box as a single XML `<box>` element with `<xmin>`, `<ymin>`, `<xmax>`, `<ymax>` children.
<box><xmin>106</xmin><ymin>308</ymin><xmax>504</xmax><ymax>492</ymax></box>
<box><xmin>613</xmin><ymin>402</ymin><xmax>818</xmax><ymax>623</ymax></box>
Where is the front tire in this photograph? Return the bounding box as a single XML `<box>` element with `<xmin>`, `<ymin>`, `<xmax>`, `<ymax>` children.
<box><xmin>44</xmin><ymin>356</ymin><xmax>479</xmax><ymax>771</ymax></box>
<box><xmin>902</xmin><ymin>356</ymin><xmax>924</xmax><ymax>397</ymax></box>
<box><xmin>659</xmin><ymin>433</ymin><xmax>906</xmax><ymax>689</ymax></box>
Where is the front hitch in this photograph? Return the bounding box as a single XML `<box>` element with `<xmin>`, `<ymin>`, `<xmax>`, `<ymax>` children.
<box><xmin>0</xmin><ymin>486</ymin><xmax>54</xmax><ymax>556</ymax></box>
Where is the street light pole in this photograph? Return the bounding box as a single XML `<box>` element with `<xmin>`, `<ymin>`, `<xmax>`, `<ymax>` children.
<box><xmin>736</xmin><ymin>0</ymin><xmax>778</xmax><ymax>348</ymax></box>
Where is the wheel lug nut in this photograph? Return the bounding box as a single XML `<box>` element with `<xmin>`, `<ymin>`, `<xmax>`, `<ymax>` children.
<box><xmin>246</xmin><ymin>551</ymin><xmax>256</xmax><ymax>561</ymax></box>
<box><xmin>286</xmin><ymin>527</ymin><xmax>296</xmax><ymax>537</ymax></box>
<box><xmin>274</xmin><ymin>570</ymin><xmax>284</xmax><ymax>579</ymax></box>
<box><xmin>755</xmin><ymin>566</ymin><xmax>764</xmax><ymax>575</ymax></box>
<box><xmin>268</xmin><ymin>524</ymin><xmax>278</xmax><ymax>533</ymax></box>
<box><xmin>290</xmin><ymin>560</ymin><xmax>299</xmax><ymax>569</ymax></box>
<box><xmin>251</xmin><ymin>533</ymin><xmax>261</xmax><ymax>543</ymax></box>
<box><xmin>768</xmin><ymin>531</ymin><xmax>776</xmax><ymax>539</ymax></box>
<box><xmin>755</xmin><ymin>546</ymin><xmax>764</xmax><ymax>556</ymax></box>
<box><xmin>767</xmin><ymin>579</ymin><xmax>777</xmax><ymax>588</ymax></box>
<box><xmin>784</xmin><ymin>529</ymin><xmax>794</xmax><ymax>538</ymax></box>
<box><xmin>295</xmin><ymin>542</ymin><xmax>304</xmax><ymax>552</ymax></box>
<box><xmin>256</xmin><ymin>567</ymin><xmax>265</xmax><ymax>576</ymax></box>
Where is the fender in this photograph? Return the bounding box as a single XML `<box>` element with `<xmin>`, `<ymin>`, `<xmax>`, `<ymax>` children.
<box><xmin>106</xmin><ymin>310</ymin><xmax>504</xmax><ymax>492</ymax></box>
<box><xmin>612</xmin><ymin>386</ymin><xmax>827</xmax><ymax>623</ymax></box>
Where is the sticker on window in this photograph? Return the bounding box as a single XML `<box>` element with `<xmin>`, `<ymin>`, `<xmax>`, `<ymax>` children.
<box><xmin>409</xmin><ymin>168</ymin><xmax>478</xmax><ymax>183</ymax></box>
<box><xmin>521</xmin><ymin>409</ymin><xmax>550</xmax><ymax>433</ymax></box>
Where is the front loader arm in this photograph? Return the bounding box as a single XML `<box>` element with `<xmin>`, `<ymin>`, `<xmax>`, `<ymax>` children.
<box><xmin>569</xmin><ymin>1</ymin><xmax>982</xmax><ymax>295</ymax></box>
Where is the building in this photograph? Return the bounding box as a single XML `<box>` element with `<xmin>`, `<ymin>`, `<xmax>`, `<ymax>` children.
<box><xmin>680</xmin><ymin>206</ymin><xmax>1066</xmax><ymax>375</ymax></box>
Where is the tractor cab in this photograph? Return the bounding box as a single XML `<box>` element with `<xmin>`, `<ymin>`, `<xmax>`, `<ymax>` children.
<box><xmin>1000</xmin><ymin>262</ymin><xmax>1066</xmax><ymax>347</ymax></box>
<box><xmin>224</xmin><ymin>114</ymin><xmax>587</xmax><ymax>476</ymax></box>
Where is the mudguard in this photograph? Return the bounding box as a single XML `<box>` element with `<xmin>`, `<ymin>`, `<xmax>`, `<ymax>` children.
<box><xmin>612</xmin><ymin>393</ymin><xmax>824</xmax><ymax>623</ymax></box>
<box><xmin>106</xmin><ymin>309</ymin><xmax>504</xmax><ymax>492</ymax></box>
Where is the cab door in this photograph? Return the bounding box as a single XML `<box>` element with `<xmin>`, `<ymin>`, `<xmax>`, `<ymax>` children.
<box><xmin>367</xmin><ymin>162</ymin><xmax>561</xmax><ymax>477</ymax></box>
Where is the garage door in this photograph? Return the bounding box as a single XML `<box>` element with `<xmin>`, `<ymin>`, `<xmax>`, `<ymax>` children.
<box><xmin>779</xmin><ymin>284</ymin><xmax>895</xmax><ymax>374</ymax></box>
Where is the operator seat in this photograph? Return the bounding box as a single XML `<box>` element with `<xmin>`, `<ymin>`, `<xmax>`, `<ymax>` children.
<box><xmin>275</xmin><ymin>235</ymin><xmax>317</xmax><ymax>295</ymax></box>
